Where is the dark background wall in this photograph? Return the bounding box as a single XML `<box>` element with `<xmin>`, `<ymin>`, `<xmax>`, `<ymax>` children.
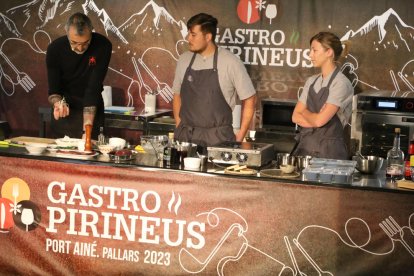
<box><xmin>0</xmin><ymin>0</ymin><xmax>413</xmax><ymax>138</ymax></box>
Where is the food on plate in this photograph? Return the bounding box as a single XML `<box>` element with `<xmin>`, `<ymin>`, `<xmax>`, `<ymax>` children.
<box><xmin>134</xmin><ymin>145</ymin><xmax>145</xmax><ymax>153</ymax></box>
<box><xmin>111</xmin><ymin>149</ymin><xmax>133</xmax><ymax>156</ymax></box>
<box><xmin>55</xmin><ymin>136</ymin><xmax>83</xmax><ymax>147</ymax></box>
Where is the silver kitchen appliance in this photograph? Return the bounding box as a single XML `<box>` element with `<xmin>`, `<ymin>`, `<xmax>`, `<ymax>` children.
<box><xmin>207</xmin><ymin>141</ymin><xmax>274</xmax><ymax>167</ymax></box>
<box><xmin>352</xmin><ymin>90</ymin><xmax>414</xmax><ymax>158</ymax></box>
<box><xmin>254</xmin><ymin>98</ymin><xmax>297</xmax><ymax>153</ymax></box>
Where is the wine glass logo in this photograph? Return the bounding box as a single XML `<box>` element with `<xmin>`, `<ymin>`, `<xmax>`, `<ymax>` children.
<box><xmin>21</xmin><ymin>208</ymin><xmax>35</xmax><ymax>232</ymax></box>
<box><xmin>265</xmin><ymin>4</ymin><xmax>277</xmax><ymax>24</ymax></box>
<box><xmin>1</xmin><ymin>177</ymin><xmax>40</xmax><ymax>232</ymax></box>
<box><xmin>13</xmin><ymin>200</ymin><xmax>41</xmax><ymax>232</ymax></box>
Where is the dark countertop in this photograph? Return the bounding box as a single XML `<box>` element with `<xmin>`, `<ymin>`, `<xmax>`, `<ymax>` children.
<box><xmin>0</xmin><ymin>145</ymin><xmax>412</xmax><ymax>194</ymax></box>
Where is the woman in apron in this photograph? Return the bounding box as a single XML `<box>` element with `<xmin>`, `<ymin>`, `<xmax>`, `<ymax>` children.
<box><xmin>292</xmin><ymin>32</ymin><xmax>354</xmax><ymax>160</ymax></box>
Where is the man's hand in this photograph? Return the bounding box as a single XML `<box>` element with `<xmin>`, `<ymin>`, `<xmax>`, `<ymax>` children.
<box><xmin>53</xmin><ymin>99</ymin><xmax>70</xmax><ymax>120</ymax></box>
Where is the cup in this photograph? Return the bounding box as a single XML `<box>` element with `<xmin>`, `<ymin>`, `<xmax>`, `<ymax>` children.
<box><xmin>145</xmin><ymin>93</ymin><xmax>156</xmax><ymax>113</ymax></box>
<box><xmin>296</xmin><ymin>155</ymin><xmax>312</xmax><ymax>171</ymax></box>
<box><xmin>276</xmin><ymin>153</ymin><xmax>296</xmax><ymax>168</ymax></box>
<box><xmin>199</xmin><ymin>155</ymin><xmax>208</xmax><ymax>169</ymax></box>
<box><xmin>77</xmin><ymin>139</ymin><xmax>86</xmax><ymax>151</ymax></box>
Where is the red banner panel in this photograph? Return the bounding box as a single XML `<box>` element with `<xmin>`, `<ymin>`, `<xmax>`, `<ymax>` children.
<box><xmin>0</xmin><ymin>156</ymin><xmax>413</xmax><ymax>275</ymax></box>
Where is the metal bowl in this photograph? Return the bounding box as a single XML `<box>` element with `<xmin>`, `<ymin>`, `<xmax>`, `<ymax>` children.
<box><xmin>108</xmin><ymin>149</ymin><xmax>137</xmax><ymax>162</ymax></box>
<box><xmin>355</xmin><ymin>155</ymin><xmax>384</xmax><ymax>174</ymax></box>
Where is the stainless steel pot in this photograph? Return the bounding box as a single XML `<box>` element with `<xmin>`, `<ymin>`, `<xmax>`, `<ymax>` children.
<box><xmin>276</xmin><ymin>153</ymin><xmax>296</xmax><ymax>168</ymax></box>
<box><xmin>296</xmin><ymin>155</ymin><xmax>312</xmax><ymax>171</ymax></box>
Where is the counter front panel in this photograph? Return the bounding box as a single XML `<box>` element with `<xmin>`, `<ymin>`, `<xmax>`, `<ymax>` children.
<box><xmin>0</xmin><ymin>156</ymin><xmax>413</xmax><ymax>275</ymax></box>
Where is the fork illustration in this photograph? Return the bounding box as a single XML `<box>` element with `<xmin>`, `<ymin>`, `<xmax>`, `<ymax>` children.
<box><xmin>132</xmin><ymin>57</ymin><xmax>153</xmax><ymax>94</ymax></box>
<box><xmin>138</xmin><ymin>58</ymin><xmax>174</xmax><ymax>103</ymax></box>
<box><xmin>0</xmin><ymin>50</ymin><xmax>35</xmax><ymax>93</ymax></box>
<box><xmin>12</xmin><ymin>183</ymin><xmax>19</xmax><ymax>215</ymax></box>
<box><xmin>379</xmin><ymin>216</ymin><xmax>414</xmax><ymax>257</ymax></box>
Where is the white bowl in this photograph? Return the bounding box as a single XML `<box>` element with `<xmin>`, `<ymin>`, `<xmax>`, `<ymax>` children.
<box><xmin>25</xmin><ymin>142</ymin><xmax>48</xmax><ymax>154</ymax></box>
<box><xmin>108</xmin><ymin>137</ymin><xmax>126</xmax><ymax>150</ymax></box>
<box><xmin>184</xmin><ymin>157</ymin><xmax>201</xmax><ymax>169</ymax></box>
<box><xmin>98</xmin><ymin>144</ymin><xmax>115</xmax><ymax>155</ymax></box>
<box><xmin>280</xmin><ymin>164</ymin><xmax>295</xmax><ymax>174</ymax></box>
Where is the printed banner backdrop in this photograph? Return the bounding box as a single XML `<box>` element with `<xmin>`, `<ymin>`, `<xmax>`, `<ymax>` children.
<box><xmin>0</xmin><ymin>0</ymin><xmax>413</xmax><ymax>137</ymax></box>
<box><xmin>0</xmin><ymin>156</ymin><xmax>414</xmax><ymax>275</ymax></box>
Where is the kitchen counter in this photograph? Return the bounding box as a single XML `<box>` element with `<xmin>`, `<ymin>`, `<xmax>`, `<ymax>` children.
<box><xmin>0</xmin><ymin>144</ymin><xmax>413</xmax><ymax>275</ymax></box>
<box><xmin>0</xmin><ymin>144</ymin><xmax>409</xmax><ymax>194</ymax></box>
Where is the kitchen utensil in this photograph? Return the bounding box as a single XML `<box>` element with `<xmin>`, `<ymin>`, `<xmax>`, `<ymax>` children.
<box><xmin>276</xmin><ymin>153</ymin><xmax>296</xmax><ymax>168</ymax></box>
<box><xmin>357</xmin><ymin>151</ymin><xmax>367</xmax><ymax>160</ymax></box>
<box><xmin>296</xmin><ymin>155</ymin><xmax>312</xmax><ymax>171</ymax></box>
<box><xmin>260</xmin><ymin>169</ymin><xmax>300</xmax><ymax>179</ymax></box>
<box><xmin>355</xmin><ymin>155</ymin><xmax>384</xmax><ymax>174</ymax></box>
<box><xmin>199</xmin><ymin>155</ymin><xmax>208</xmax><ymax>169</ymax></box>
<box><xmin>207</xmin><ymin>141</ymin><xmax>274</xmax><ymax>167</ymax></box>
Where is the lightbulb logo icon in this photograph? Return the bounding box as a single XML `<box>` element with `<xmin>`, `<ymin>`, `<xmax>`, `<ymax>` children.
<box><xmin>0</xmin><ymin>177</ymin><xmax>41</xmax><ymax>233</ymax></box>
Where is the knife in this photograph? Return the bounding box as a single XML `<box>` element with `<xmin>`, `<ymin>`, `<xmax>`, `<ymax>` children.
<box><xmin>0</xmin><ymin>141</ymin><xmax>25</xmax><ymax>147</ymax></box>
<box><xmin>1</xmin><ymin>203</ymin><xmax>5</xmax><ymax>229</ymax></box>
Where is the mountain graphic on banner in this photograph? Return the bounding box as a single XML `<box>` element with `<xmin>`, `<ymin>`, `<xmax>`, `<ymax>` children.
<box><xmin>341</xmin><ymin>8</ymin><xmax>414</xmax><ymax>52</ymax></box>
<box><xmin>5</xmin><ymin>0</ymin><xmax>128</xmax><ymax>44</ymax></box>
<box><xmin>4</xmin><ymin>0</ymin><xmax>186</xmax><ymax>47</ymax></box>
<box><xmin>118</xmin><ymin>0</ymin><xmax>187</xmax><ymax>42</ymax></box>
<box><xmin>82</xmin><ymin>0</ymin><xmax>128</xmax><ymax>44</ymax></box>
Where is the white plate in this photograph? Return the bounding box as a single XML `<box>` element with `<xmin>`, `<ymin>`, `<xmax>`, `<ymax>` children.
<box><xmin>54</xmin><ymin>150</ymin><xmax>98</xmax><ymax>159</ymax></box>
<box><xmin>55</xmin><ymin>137</ymin><xmax>83</xmax><ymax>147</ymax></box>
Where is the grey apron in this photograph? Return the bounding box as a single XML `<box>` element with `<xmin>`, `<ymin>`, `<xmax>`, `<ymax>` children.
<box><xmin>292</xmin><ymin>68</ymin><xmax>348</xmax><ymax>160</ymax></box>
<box><xmin>174</xmin><ymin>49</ymin><xmax>235</xmax><ymax>147</ymax></box>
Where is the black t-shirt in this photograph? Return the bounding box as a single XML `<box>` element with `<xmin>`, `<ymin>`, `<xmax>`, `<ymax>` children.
<box><xmin>46</xmin><ymin>32</ymin><xmax>112</xmax><ymax>111</ymax></box>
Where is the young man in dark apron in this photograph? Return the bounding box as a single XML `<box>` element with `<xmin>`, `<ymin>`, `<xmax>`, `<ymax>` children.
<box><xmin>292</xmin><ymin>32</ymin><xmax>353</xmax><ymax>160</ymax></box>
<box><xmin>172</xmin><ymin>13</ymin><xmax>256</xmax><ymax>149</ymax></box>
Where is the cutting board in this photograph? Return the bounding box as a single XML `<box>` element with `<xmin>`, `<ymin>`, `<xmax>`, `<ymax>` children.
<box><xmin>7</xmin><ymin>136</ymin><xmax>56</xmax><ymax>144</ymax></box>
<box><xmin>397</xmin><ymin>179</ymin><xmax>414</xmax><ymax>190</ymax></box>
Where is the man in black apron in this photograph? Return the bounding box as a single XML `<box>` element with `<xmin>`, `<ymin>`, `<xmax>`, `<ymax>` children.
<box><xmin>173</xmin><ymin>13</ymin><xmax>256</xmax><ymax>148</ymax></box>
<box><xmin>293</xmin><ymin>67</ymin><xmax>348</xmax><ymax>159</ymax></box>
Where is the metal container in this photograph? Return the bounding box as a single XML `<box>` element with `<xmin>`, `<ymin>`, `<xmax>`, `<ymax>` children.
<box><xmin>355</xmin><ymin>155</ymin><xmax>384</xmax><ymax>174</ymax></box>
<box><xmin>276</xmin><ymin>153</ymin><xmax>296</xmax><ymax>168</ymax></box>
<box><xmin>296</xmin><ymin>155</ymin><xmax>312</xmax><ymax>171</ymax></box>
